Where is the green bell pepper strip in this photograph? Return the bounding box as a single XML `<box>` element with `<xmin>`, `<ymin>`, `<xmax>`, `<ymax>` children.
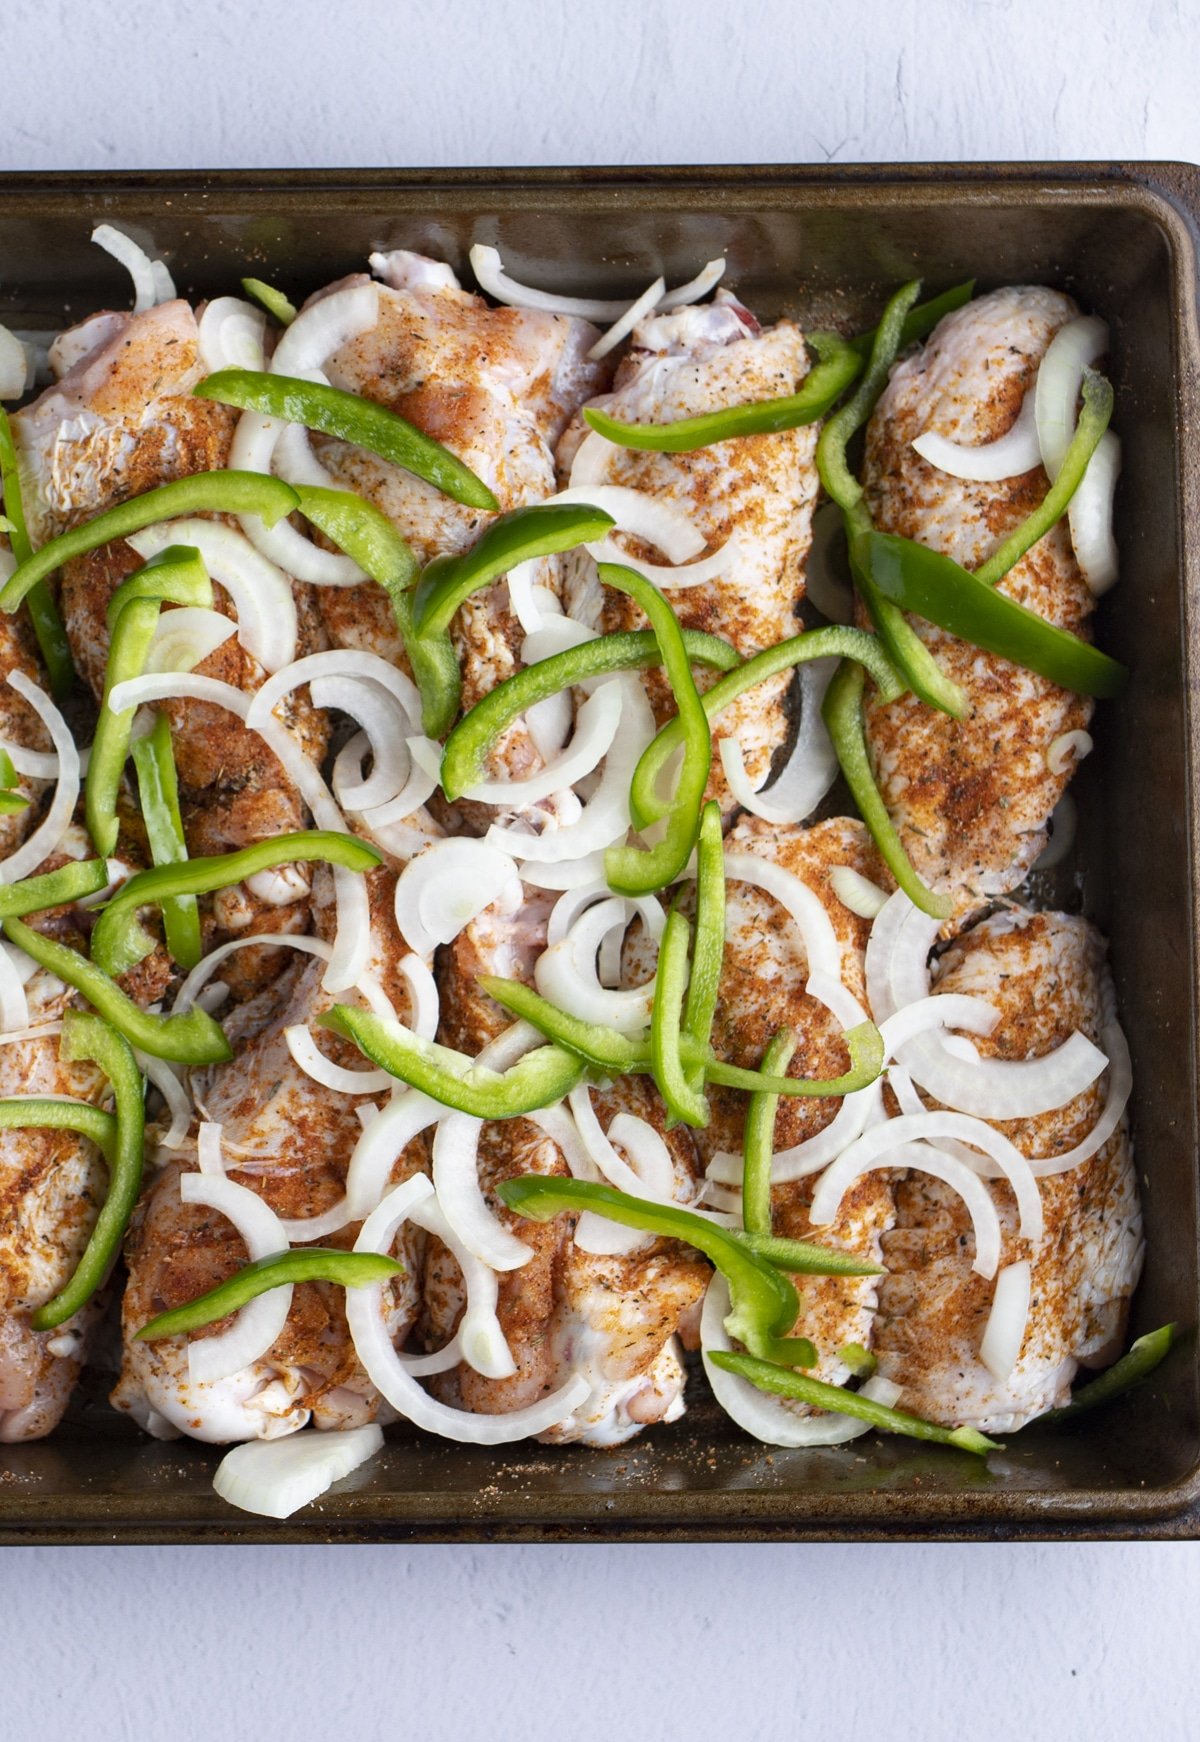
<box><xmin>0</xmin><ymin>858</ymin><xmax>109</xmax><ymax>919</ymax></box>
<box><xmin>847</xmin><ymin>279</ymin><xmax>975</xmax><ymax>358</ymax></box>
<box><xmin>0</xmin><ymin>472</ymin><xmax>301</xmax><ymax>613</ymax></box>
<box><xmin>582</xmin><ymin>333</ymin><xmax>861</xmax><ymax>453</ymax></box>
<box><xmin>741</xmin><ymin>1027</ymin><xmax>797</xmax><ymax>1238</ymax></box>
<box><xmin>0</xmin><ymin>407</ymin><xmax>75</xmax><ymax>698</ymax></box>
<box><xmin>3</xmin><ymin>915</ymin><xmax>231</xmax><ymax>1065</ymax></box>
<box><xmin>498</xmin><ymin>1174</ymin><xmax>800</xmax><ymax>1360</ymax></box>
<box><xmin>87</xmin><ymin>545</ymin><xmax>213</xmax><ymax>859</ymax></box>
<box><xmin>240</xmin><ymin>277</ymin><xmax>297</xmax><ymax>325</ymax></box>
<box><xmin>0</xmin><ymin>791</ymin><xmax>29</xmax><ymax>816</ymax></box>
<box><xmin>974</xmin><ymin>369</ymin><xmax>1113</xmax><ymax>588</ymax></box>
<box><xmin>682</xmin><ymin>802</ymin><xmax>725</xmax><ymax>1095</ymax></box>
<box><xmin>863</xmin><ymin>530</ymin><xmax>1128</xmax><ymax>699</ymax></box>
<box><xmin>1041</xmin><ymin>1324</ymin><xmax>1177</xmax><ymax>1422</ymax></box>
<box><xmin>817</xmin><ymin>280</ymin><xmax>967</xmax><ymax>720</ymax></box>
<box><xmin>29</xmin><ymin>1011</ymin><xmax>145</xmax><ymax>1331</ymax></box>
<box><xmin>130</xmin><ymin>711</ymin><xmax>201</xmax><ymax>971</ymax></box>
<box><xmin>704</xmin><ymin>1020</ymin><xmax>884</xmax><ymax>1097</ymax></box>
<box><xmin>0</xmin><ymin>1095</ymin><xmax>116</xmax><ymax>1160</ymax></box>
<box><xmin>630</xmin><ymin>624</ymin><xmax>902</xmax><ymax>830</ymax></box>
<box><xmin>838</xmin><ymin>1341</ymin><xmax>878</xmax><ymax>1378</ymax></box>
<box><xmin>90</xmin><ymin>829</ymin><xmax>381</xmax><ymax>978</ymax></box>
<box><xmin>440</xmin><ymin>627</ymin><xmax>739</xmax><ymax>801</ymax></box>
<box><xmin>411</xmin><ymin>503</ymin><xmax>617</xmax><ymax>638</ymax></box>
<box><xmin>195</xmin><ymin>369</ymin><xmax>499</xmax><ymax>513</ymax></box>
<box><xmin>135</xmin><ymin>1248</ymin><xmax>404</xmax><ymax>1342</ymax></box>
<box><xmin>651</xmin><ymin>906</ymin><xmax>710</xmax><ymax>1130</ymax></box>
<box><xmin>318</xmin><ymin>1004</ymin><xmax>585</xmax><ymax>1116</ymax></box>
<box><xmin>822</xmin><ymin>659</ymin><xmax>953</xmax><ymax>921</ymax></box>
<box><xmin>289</xmin><ymin>483</ymin><xmax>460</xmax><ymax>739</ymax></box>
<box><xmin>737</xmin><ymin>1231</ymin><xmax>882</xmax><ymax>1278</ymax></box>
<box><xmin>708</xmin><ymin>1351</ymin><xmax>1001</xmax><ymax>1453</ymax></box>
<box><xmin>0</xmin><ymin>747</ymin><xmax>19</xmax><ymax>794</ymax></box>
<box><xmin>599</xmin><ymin>562</ymin><xmax>712</xmax><ymax>895</ymax></box>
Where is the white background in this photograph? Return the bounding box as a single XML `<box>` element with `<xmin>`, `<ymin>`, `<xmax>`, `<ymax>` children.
<box><xmin>3</xmin><ymin>2</ymin><xmax>1200</xmax><ymax>1737</ymax></box>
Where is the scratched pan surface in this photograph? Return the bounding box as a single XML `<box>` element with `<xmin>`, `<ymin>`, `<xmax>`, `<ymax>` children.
<box><xmin>0</xmin><ymin>163</ymin><xmax>1197</xmax><ymax>1544</ymax></box>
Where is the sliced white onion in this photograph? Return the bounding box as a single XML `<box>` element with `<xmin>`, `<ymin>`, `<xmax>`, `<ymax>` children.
<box><xmin>569</xmin><ymin>430</ymin><xmax>618</xmax><ymax>490</ymax></box>
<box><xmin>180</xmin><ymin>1156</ymin><xmax>293</xmax><ymax>1383</ymax></box>
<box><xmin>393</xmin><ymin>838</ymin><xmax>522</xmax><ymax>960</ymax></box>
<box><xmin>272</xmin><ymin>420</ymin><xmax>339</xmax><ymax>491</ymax></box>
<box><xmin>1032</xmin><ymin>793</ymin><xmax>1078</xmax><ymax>872</ymax></box>
<box><xmin>519</xmin><ymin>852</ymin><xmax>610</xmax><ymax>890</ymax></box>
<box><xmin>830</xmin><ymin>865</ymin><xmax>890</xmax><ymax>919</ymax></box>
<box><xmin>912</xmin><ymin>388</ymin><xmax>1041</xmax><ymax>483</ymax></box>
<box><xmin>231</xmin><ymin>405</ymin><xmax>365</xmax><ymax>586</ymax></box>
<box><xmin>521</xmin><ymin>616</ymin><xmax>598</xmax><ymax>664</ymax></box>
<box><xmin>136</xmin><ymin>1050</ymin><xmax>192</xmax><ymax>1149</ymax></box>
<box><xmin>197</xmin><ymin>297</ymin><xmax>267</xmax><ymax>374</ymax></box>
<box><xmin>91</xmin><ymin>224</ymin><xmax>175</xmax><ymax>314</ymax></box>
<box><xmin>1069</xmin><ymin>429</ymin><xmax>1121</xmax><ymax>595</ymax></box>
<box><xmin>0</xmin><ymin>672</ymin><xmax>79</xmax><ymax>884</ymax></box>
<box><xmin>273</xmin><ymin>281</ymin><xmax>380</xmax><ymax>376</ymax></box>
<box><xmin>0</xmin><ymin>325</ymin><xmax>30</xmax><ymax>400</ymax></box>
<box><xmin>1035</xmin><ymin>315</ymin><xmax>1108</xmax><ymax>481</ymax></box>
<box><xmin>587</xmin><ymin>530</ymin><xmax>739</xmax><ymax>591</ymax></box>
<box><xmin>284</xmin><ymin>1025</ymin><xmax>392</xmax><ymax>1096</ymax></box>
<box><xmin>979</xmin><ymin>1259</ymin><xmax>1032</xmax><ymax>1382</ymax></box>
<box><xmin>144</xmin><ymin>606</ymin><xmax>237</xmax><ymax>675</ymax></box>
<box><xmin>468</xmin><ymin>245</ymin><xmax>633</xmax><ymax>321</ymax></box>
<box><xmin>719</xmin><ymin>850</ymin><xmax>860</xmax><ymax>1030</ymax></box>
<box><xmin>1026</xmin><ymin>1017</ymin><xmax>1132</xmax><ymax>1178</ymax></box>
<box><xmin>312</xmin><ymin>677</ymin><xmax>415</xmax><ymax>812</ymax></box>
<box><xmin>810</xmin><ymin>1111</ymin><xmax>1043</xmax><ymax>1259</ymax></box>
<box><xmin>526</xmin><ymin>686</ymin><xmax>574</xmax><ymax>763</ymax></box>
<box><xmin>506</xmin><ymin>559</ymin><xmax>549</xmax><ymax>635</ymax></box>
<box><xmin>368</xmin><ymin>250</ymin><xmax>460</xmax><ymax>293</ymax></box>
<box><xmin>345</xmin><ymin>1089</ymin><xmax>442</xmax><ymax>1222</ymax></box>
<box><xmin>431</xmin><ymin>1023</ymin><xmax>540</xmax><ymax>1272</ymax></box>
<box><xmin>536</xmin><ymin>897</ymin><xmax>654</xmax><ymax>1034</ymax></box>
<box><xmin>0</xmin><ymin>737</ymin><xmax>57</xmax><ymax>780</ymax></box>
<box><xmin>397</xmin><ymin>953</ymin><xmax>440</xmax><ymax>1041</ymax></box>
<box><xmin>0</xmin><ymin>1019</ymin><xmax>60</xmax><ymax>1048</ymax></box>
<box><xmin>719</xmin><ymin>658</ymin><xmax>839</xmax><ymax>826</ymax></box>
<box><xmin>568</xmin><ymin>1084</ymin><xmax>675</xmax><ymax>1202</ymax></box>
<box><xmin>0</xmin><ymin>945</ymin><xmax>30</xmax><ymax>1031</ymax></box>
<box><xmin>248</xmin><ymin>648</ymin><xmax>421</xmax><ymax>741</ymax></box>
<box><xmin>546</xmin><ymin>880</ymin><xmax>665</xmax><ymax>948</ymax></box>
<box><xmin>588</xmin><ymin>277</ymin><xmax>666</xmax><ymax>361</ymax></box>
<box><xmin>1046</xmin><ymin>729</ymin><xmax>1093</xmax><ymax>776</ymax></box>
<box><xmin>213</xmin><ymin>1423</ymin><xmax>384</xmax><ymax>1519</ymax></box>
<box><xmin>348</xmin><ymin>1172</ymin><xmax>590</xmax><ymax>1442</ymax></box>
<box><xmin>544</xmin><ymin>484</ymin><xmax>706</xmax><ymax>564</ymax></box>
<box><xmin>463</xmin><ymin>679</ymin><xmax>623</xmax><ymax>808</ymax></box>
<box><xmin>127</xmin><ymin>520</ymin><xmax>297</xmax><ymax>674</ymax></box>
<box><xmin>658</xmin><ymin>258</ymin><xmax>727</xmax><ymax>311</ymax></box>
<box><xmin>174</xmin><ymin>931</ymin><xmax>333</xmax><ymax>1013</ymax></box>
<box><xmin>700</xmin><ymin>1276</ymin><xmax>902</xmax><ymax>1446</ymax></box>
<box><xmin>526</xmin><ymin>1103</ymin><xmax>603</xmax><ymax>1183</ymax></box>
<box><xmin>408</xmin><ymin>1193</ymin><xmax>516</xmax><ymax>1380</ymax></box>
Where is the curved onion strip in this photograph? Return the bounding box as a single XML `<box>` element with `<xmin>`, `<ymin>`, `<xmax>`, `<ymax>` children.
<box><xmin>248</xmin><ymin>648</ymin><xmax>422</xmax><ymax>740</ymax></box>
<box><xmin>912</xmin><ymin>388</ymin><xmax>1041</xmax><ymax>483</ymax></box>
<box><xmin>1046</xmin><ymin>729</ymin><xmax>1093</xmax><ymax>776</ymax></box>
<box><xmin>506</xmin><ymin>559</ymin><xmax>548</xmax><ymax>635</ymax></box>
<box><xmin>1027</xmin><ymin>1019</ymin><xmax>1132</xmax><ymax>1178</ymax></box>
<box><xmin>518</xmin><ymin>852</ymin><xmax>610</xmax><ymax>890</ymax></box>
<box><xmin>463</xmin><ymin>681</ymin><xmax>623</xmax><ymax>807</ymax></box>
<box><xmin>92</xmin><ymin>224</ymin><xmax>175</xmax><ymax>313</ymax></box>
<box><xmin>0</xmin><ymin>1019</ymin><xmax>60</xmax><ymax>1048</ymax></box>
<box><xmin>408</xmin><ymin>1194</ymin><xmax>517</xmax><ymax>1380</ymax></box>
<box><xmin>0</xmin><ymin>325</ymin><xmax>30</xmax><ymax>400</ymax></box>
<box><xmin>526</xmin><ymin>1103</ymin><xmax>603</xmax><ymax>1183</ymax></box>
<box><xmin>231</xmin><ymin>406</ymin><xmax>364</xmax><ymax>585</ymax></box>
<box><xmin>284</xmin><ymin>1025</ymin><xmax>392</xmax><ymax>1095</ymax></box>
<box><xmin>490</xmin><ymin>675</ymin><xmax>656</xmax><ymax>865</ymax></box>
<box><xmin>311</xmin><ymin>675</ymin><xmax>414</xmax><ymax>811</ymax></box>
<box><xmin>397</xmin><ymin>952</ymin><xmax>440</xmax><ymax>1042</ymax></box>
<box><xmin>535</xmin><ymin>897</ymin><xmax>655</xmax><ymax>1034</ymax></box>
<box><xmin>273</xmin><ymin>282</ymin><xmax>379</xmax><ymax>375</ymax></box>
<box><xmin>547</xmin><ymin>881</ymin><xmax>665</xmax><ymax>947</ymax></box>
<box><xmin>586</xmin><ymin>530</ymin><xmax>739</xmax><ymax>591</ymax></box>
<box><xmin>144</xmin><ymin>606</ymin><xmax>238</xmax><ymax>675</ymax></box>
<box><xmin>830</xmin><ymin>865</ymin><xmax>890</xmax><ymax>919</ymax></box>
<box><xmin>569</xmin><ymin>430</ymin><xmax>618</xmax><ymax>490</ymax></box>
<box><xmin>0</xmin><ymin>945</ymin><xmax>30</xmax><ymax>1031</ymax></box>
<box><xmin>213</xmin><ymin>1422</ymin><xmax>384</xmax><ymax>1520</ymax></box>
<box><xmin>272</xmin><ymin>420</ymin><xmax>339</xmax><ymax>490</ymax></box>
<box><xmin>717</xmin><ymin>850</ymin><xmax>858</xmax><ymax>1027</ymax></box>
<box><xmin>179</xmin><ymin>1158</ymin><xmax>294</xmax><ymax>1383</ymax></box>
<box><xmin>136</xmin><ymin>1049</ymin><xmax>192</xmax><ymax>1149</ymax></box>
<box><xmin>469</xmin><ymin>245</ymin><xmax>634</xmax><ymax>322</ymax></box>
<box><xmin>1035</xmin><ymin>314</ymin><xmax>1109</xmax><ymax>481</ymax></box>
<box><xmin>354</xmin><ymin>740</ymin><xmax>440</xmax><ymax>832</ymax></box>
<box><xmin>541</xmin><ymin>485</ymin><xmax>706</xmax><ymax>564</ymax></box>
<box><xmin>568</xmin><ymin>1083</ymin><xmax>674</xmax><ymax>1201</ymax></box>
<box><xmin>369</xmin><ymin>250</ymin><xmax>460</xmax><ymax>293</ymax></box>
<box><xmin>658</xmin><ymin>258</ymin><xmax>727</xmax><ymax>311</ymax></box>
<box><xmin>398</xmin><ymin>1333</ymin><xmax>464</xmax><ymax>1378</ymax></box>
<box><xmin>430</xmin><ymin>1024</ymin><xmax>540</xmax><ymax>1271</ymax></box>
<box><xmin>526</xmin><ymin>684</ymin><xmax>574</xmax><ymax>763</ymax></box>
<box><xmin>810</xmin><ymin>1112</ymin><xmax>1042</xmax><ymax>1256</ymax></box>
<box><xmin>344</xmin><ymin>1090</ymin><xmax>442</xmax><ymax>1223</ymax></box>
<box><xmin>719</xmin><ymin>658</ymin><xmax>839</xmax><ymax>826</ymax></box>
<box><xmin>0</xmin><ymin>672</ymin><xmax>80</xmax><ymax>884</ymax></box>
<box><xmin>0</xmin><ymin>736</ymin><xmax>57</xmax><ymax>780</ymax></box>
<box><xmin>521</xmin><ymin>617</ymin><xmax>598</xmax><ymax>664</ymax></box>
<box><xmin>1068</xmin><ymin>428</ymin><xmax>1121</xmax><ymax>596</ymax></box>
<box><xmin>393</xmin><ymin>839</ymin><xmax>522</xmax><ymax>961</ymax></box>
<box><xmin>197</xmin><ymin>296</ymin><xmax>267</xmax><ymax>374</ymax></box>
<box><xmin>980</xmin><ymin>1259</ymin><xmax>1032</xmax><ymax>1382</ymax></box>
<box><xmin>175</xmin><ymin>932</ymin><xmax>333</xmax><ymax>1013</ymax></box>
<box><xmin>588</xmin><ymin>278</ymin><xmax>666</xmax><ymax>361</ymax></box>
<box><xmin>701</xmin><ymin>1275</ymin><xmax>903</xmax><ymax>1446</ymax></box>
<box><xmin>127</xmin><ymin>520</ymin><xmax>297</xmax><ymax>674</ymax></box>
<box><xmin>348</xmin><ymin>1172</ymin><xmax>590</xmax><ymax>1442</ymax></box>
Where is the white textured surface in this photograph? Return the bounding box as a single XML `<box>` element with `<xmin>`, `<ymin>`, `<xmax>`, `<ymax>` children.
<box><xmin>2</xmin><ymin>2</ymin><xmax>1199</xmax><ymax>1737</ymax></box>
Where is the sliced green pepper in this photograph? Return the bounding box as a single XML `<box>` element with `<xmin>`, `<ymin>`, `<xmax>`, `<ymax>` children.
<box><xmin>582</xmin><ymin>333</ymin><xmax>860</xmax><ymax>452</ymax></box>
<box><xmin>708</xmin><ymin>1351</ymin><xmax>1001</xmax><ymax>1453</ymax></box>
<box><xmin>822</xmin><ymin>658</ymin><xmax>952</xmax><ymax>920</ymax></box>
<box><xmin>499</xmin><ymin>1174</ymin><xmax>800</xmax><ymax>1360</ymax></box>
<box><xmin>411</xmin><ymin>503</ymin><xmax>616</xmax><ymax>638</ymax></box>
<box><xmin>630</xmin><ymin>624</ymin><xmax>901</xmax><ymax>829</ymax></box>
<box><xmin>195</xmin><ymin>369</ymin><xmax>499</xmax><ymax>512</ymax></box>
<box><xmin>0</xmin><ymin>791</ymin><xmax>29</xmax><ymax>817</ymax></box>
<box><xmin>1041</xmin><ymin>1324</ymin><xmax>1177</xmax><ymax>1422</ymax></box>
<box><xmin>652</xmin><ymin>906</ymin><xmax>709</xmax><ymax>1130</ymax></box>
<box><xmin>479</xmin><ymin>975</ymin><xmax>647</xmax><ymax>1075</ymax></box>
<box><xmin>29</xmin><ymin>1012</ymin><xmax>145</xmax><ymax>1331</ymax></box>
<box><xmin>704</xmin><ymin>1021</ymin><xmax>884</xmax><ymax>1097</ymax></box>
<box><xmin>130</xmin><ymin>711</ymin><xmax>201</xmax><ymax>971</ymax></box>
<box><xmin>240</xmin><ymin>277</ymin><xmax>297</xmax><ymax>326</ymax></box>
<box><xmin>974</xmin><ymin>369</ymin><xmax>1113</xmax><ymax>588</ymax></box>
<box><xmin>90</xmin><ymin>829</ymin><xmax>381</xmax><ymax>977</ymax></box>
<box><xmin>682</xmin><ymin>802</ymin><xmax>725</xmax><ymax>1096</ymax></box>
<box><xmin>0</xmin><ymin>472</ymin><xmax>300</xmax><ymax>613</ymax></box>
<box><xmin>0</xmin><ymin>407</ymin><xmax>75</xmax><ymax>697</ymax></box>
<box><xmin>135</xmin><ymin>1248</ymin><xmax>404</xmax><ymax>1341</ymax></box>
<box><xmin>88</xmin><ymin>545</ymin><xmax>213</xmax><ymax>859</ymax></box>
<box><xmin>838</xmin><ymin>1341</ymin><xmax>878</xmax><ymax>1378</ymax></box>
<box><xmin>4</xmin><ymin>915</ymin><xmax>231</xmax><ymax>1065</ymax></box>
<box><xmin>737</xmin><ymin>1231</ymin><xmax>882</xmax><ymax>1278</ymax></box>
<box><xmin>318</xmin><ymin>1004</ymin><xmax>585</xmax><ymax>1116</ymax></box>
<box><xmin>847</xmin><ymin>280</ymin><xmax>975</xmax><ymax>358</ymax></box>
<box><xmin>864</xmin><ymin>530</ymin><xmax>1128</xmax><ymax>699</ymax></box>
<box><xmin>599</xmin><ymin>562</ymin><xmax>711</xmax><ymax>896</ymax></box>
<box><xmin>440</xmin><ymin>627</ymin><xmax>739</xmax><ymax>801</ymax></box>
<box><xmin>741</xmin><ymin>1027</ymin><xmax>796</xmax><ymax>1238</ymax></box>
<box><xmin>0</xmin><ymin>858</ymin><xmax>109</xmax><ymax>919</ymax></box>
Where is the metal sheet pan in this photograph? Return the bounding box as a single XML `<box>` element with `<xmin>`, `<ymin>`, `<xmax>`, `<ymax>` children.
<box><xmin>0</xmin><ymin>162</ymin><xmax>1197</xmax><ymax>1543</ymax></box>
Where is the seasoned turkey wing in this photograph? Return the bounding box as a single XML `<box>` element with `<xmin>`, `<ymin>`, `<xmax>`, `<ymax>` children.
<box><xmin>559</xmin><ymin>295</ymin><xmax>821</xmax><ymax>807</ymax></box>
<box><xmin>428</xmin><ymin>887</ymin><xmax>708</xmax><ymax>1445</ymax></box>
<box><xmin>874</xmin><ymin>908</ymin><xmax>1143</xmax><ymax>1434</ymax></box>
<box><xmin>862</xmin><ymin>286</ymin><xmax>1097</xmax><ymax>912</ymax></box>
